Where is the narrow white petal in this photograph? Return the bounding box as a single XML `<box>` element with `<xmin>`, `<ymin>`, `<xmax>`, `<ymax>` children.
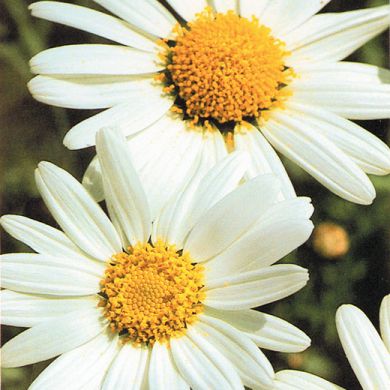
<box><xmin>234</xmin><ymin>123</ymin><xmax>296</xmax><ymax>199</ymax></box>
<box><xmin>63</xmin><ymin>92</ymin><xmax>174</xmax><ymax>150</ymax></box>
<box><xmin>336</xmin><ymin>304</ymin><xmax>390</xmax><ymax>390</ymax></box>
<box><xmin>239</xmin><ymin>0</ymin><xmax>270</xmax><ymax>19</ymax></box>
<box><xmin>284</xmin><ymin>101</ymin><xmax>390</xmax><ymax>175</ymax></box>
<box><xmin>127</xmin><ymin>115</ymin><xmax>205</xmax><ymax>218</ymax></box>
<box><xmin>102</xmin><ymin>344</ymin><xmax>149</xmax><ymax>390</ymax></box>
<box><xmin>29</xmin><ymin>1</ymin><xmax>157</xmax><ymax>51</ymax></box>
<box><xmin>210</xmin><ymin>0</ymin><xmax>238</xmax><ymax>13</ymax></box>
<box><xmin>170</xmin><ymin>333</ymin><xmax>243</xmax><ymax>390</ymax></box>
<box><xmin>256</xmin><ymin>0</ymin><xmax>332</xmax><ymax>37</ymax></box>
<box><xmin>35</xmin><ymin>161</ymin><xmax>122</xmax><ymax>261</ymax></box>
<box><xmin>29</xmin><ymin>74</ymin><xmax>165</xmax><ymax>110</ymax></box>
<box><xmin>149</xmin><ymin>343</ymin><xmax>188</xmax><ymax>389</ymax></box>
<box><xmin>293</xmin><ymin>62</ymin><xmax>390</xmax><ymax>85</ymax></box>
<box><xmin>205</xmin><ymin>197</ymin><xmax>313</xmax><ymax>279</ymax></box>
<box><xmin>291</xmin><ymin>77</ymin><xmax>390</xmax><ymax>120</ymax></box>
<box><xmin>96</xmin><ymin>128</ymin><xmax>151</xmax><ymax>246</ymax></box>
<box><xmin>166</xmin><ymin>0</ymin><xmax>207</xmax><ymax>21</ymax></box>
<box><xmin>1</xmin><ymin>308</ymin><xmax>105</xmax><ymax>367</ymax></box>
<box><xmin>184</xmin><ymin>175</ymin><xmax>281</xmax><ymax>262</ymax></box>
<box><xmin>0</xmin><ymin>290</ymin><xmax>97</xmax><ymax>327</ymax></box>
<box><xmin>380</xmin><ymin>294</ymin><xmax>390</xmax><ymax>352</ymax></box>
<box><xmin>286</xmin><ymin>6</ymin><xmax>390</xmax><ymax>63</ymax></box>
<box><xmin>153</xmin><ymin>151</ymin><xmax>247</xmax><ymax>248</ymax></box>
<box><xmin>262</xmin><ymin>110</ymin><xmax>376</xmax><ymax>204</ymax></box>
<box><xmin>274</xmin><ymin>370</ymin><xmax>344</xmax><ymax>390</ymax></box>
<box><xmin>1</xmin><ymin>253</ymin><xmax>103</xmax><ymax>295</ymax></box>
<box><xmin>205</xmin><ymin>307</ymin><xmax>311</xmax><ymax>353</ymax></box>
<box><xmin>205</xmin><ymin>264</ymin><xmax>309</xmax><ymax>310</ymax></box>
<box><xmin>94</xmin><ymin>0</ymin><xmax>176</xmax><ymax>38</ymax></box>
<box><xmin>0</xmin><ymin>214</ymin><xmax>90</xmax><ymax>259</ymax></box>
<box><xmin>83</xmin><ymin>156</ymin><xmax>105</xmax><ymax>203</ymax></box>
<box><xmin>30</xmin><ymin>333</ymin><xmax>118</xmax><ymax>390</ymax></box>
<box><xmin>196</xmin><ymin>314</ymin><xmax>274</xmax><ymax>388</ymax></box>
<box><xmin>30</xmin><ymin>44</ymin><xmax>162</xmax><ymax>75</ymax></box>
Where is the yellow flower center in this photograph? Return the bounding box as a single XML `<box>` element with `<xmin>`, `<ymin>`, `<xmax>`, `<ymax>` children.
<box><xmin>100</xmin><ymin>241</ymin><xmax>205</xmax><ymax>345</ymax></box>
<box><xmin>161</xmin><ymin>9</ymin><xmax>294</xmax><ymax>126</ymax></box>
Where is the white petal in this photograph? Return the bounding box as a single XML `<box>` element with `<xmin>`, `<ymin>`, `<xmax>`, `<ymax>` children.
<box><xmin>234</xmin><ymin>123</ymin><xmax>296</xmax><ymax>199</ymax></box>
<box><xmin>291</xmin><ymin>76</ymin><xmax>390</xmax><ymax>121</ymax></box>
<box><xmin>96</xmin><ymin>127</ymin><xmax>151</xmax><ymax>246</ymax></box>
<box><xmin>254</xmin><ymin>0</ymin><xmax>331</xmax><ymax>37</ymax></box>
<box><xmin>286</xmin><ymin>6</ymin><xmax>390</xmax><ymax>63</ymax></box>
<box><xmin>262</xmin><ymin>110</ymin><xmax>376</xmax><ymax>204</ymax></box>
<box><xmin>149</xmin><ymin>343</ymin><xmax>188</xmax><ymax>390</ymax></box>
<box><xmin>0</xmin><ymin>214</ymin><xmax>90</xmax><ymax>260</ymax></box>
<box><xmin>30</xmin><ymin>333</ymin><xmax>118</xmax><ymax>390</ymax></box>
<box><xmin>1</xmin><ymin>308</ymin><xmax>105</xmax><ymax>367</ymax></box>
<box><xmin>205</xmin><ymin>264</ymin><xmax>309</xmax><ymax>310</ymax></box>
<box><xmin>380</xmin><ymin>294</ymin><xmax>390</xmax><ymax>352</ymax></box>
<box><xmin>170</xmin><ymin>332</ymin><xmax>243</xmax><ymax>390</ymax></box>
<box><xmin>166</xmin><ymin>0</ymin><xmax>207</xmax><ymax>21</ymax></box>
<box><xmin>239</xmin><ymin>0</ymin><xmax>270</xmax><ymax>19</ymax></box>
<box><xmin>94</xmin><ymin>0</ymin><xmax>176</xmax><ymax>38</ymax></box>
<box><xmin>63</xmin><ymin>91</ymin><xmax>174</xmax><ymax>149</ymax></box>
<box><xmin>127</xmin><ymin>115</ymin><xmax>205</xmax><ymax>218</ymax></box>
<box><xmin>284</xmin><ymin>101</ymin><xmax>390</xmax><ymax>175</ymax></box>
<box><xmin>196</xmin><ymin>314</ymin><xmax>274</xmax><ymax>388</ymax></box>
<box><xmin>274</xmin><ymin>370</ymin><xmax>344</xmax><ymax>390</ymax></box>
<box><xmin>102</xmin><ymin>344</ymin><xmax>149</xmax><ymax>390</ymax></box>
<box><xmin>83</xmin><ymin>156</ymin><xmax>105</xmax><ymax>203</ymax></box>
<box><xmin>29</xmin><ymin>1</ymin><xmax>157</xmax><ymax>51</ymax></box>
<box><xmin>210</xmin><ymin>0</ymin><xmax>238</xmax><ymax>13</ymax></box>
<box><xmin>205</xmin><ymin>197</ymin><xmax>313</xmax><ymax>279</ymax></box>
<box><xmin>1</xmin><ymin>253</ymin><xmax>103</xmax><ymax>295</ymax></box>
<box><xmin>29</xmin><ymin>74</ymin><xmax>165</xmax><ymax>110</ymax></box>
<box><xmin>336</xmin><ymin>304</ymin><xmax>390</xmax><ymax>390</ymax></box>
<box><xmin>292</xmin><ymin>62</ymin><xmax>390</xmax><ymax>85</ymax></box>
<box><xmin>30</xmin><ymin>44</ymin><xmax>162</xmax><ymax>75</ymax></box>
<box><xmin>153</xmin><ymin>151</ymin><xmax>247</xmax><ymax>248</ymax></box>
<box><xmin>205</xmin><ymin>307</ymin><xmax>311</xmax><ymax>353</ymax></box>
<box><xmin>184</xmin><ymin>175</ymin><xmax>281</xmax><ymax>262</ymax></box>
<box><xmin>35</xmin><ymin>161</ymin><xmax>121</xmax><ymax>261</ymax></box>
<box><xmin>0</xmin><ymin>290</ymin><xmax>97</xmax><ymax>327</ymax></box>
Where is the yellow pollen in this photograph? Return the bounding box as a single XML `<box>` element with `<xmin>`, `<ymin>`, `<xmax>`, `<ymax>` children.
<box><xmin>164</xmin><ymin>9</ymin><xmax>294</xmax><ymax>124</ymax></box>
<box><xmin>100</xmin><ymin>241</ymin><xmax>205</xmax><ymax>345</ymax></box>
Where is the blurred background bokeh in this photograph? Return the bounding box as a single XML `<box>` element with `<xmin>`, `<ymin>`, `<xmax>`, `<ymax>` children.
<box><xmin>1</xmin><ymin>0</ymin><xmax>389</xmax><ymax>388</ymax></box>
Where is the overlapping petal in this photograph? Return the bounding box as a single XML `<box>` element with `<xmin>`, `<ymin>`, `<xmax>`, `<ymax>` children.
<box><xmin>35</xmin><ymin>161</ymin><xmax>122</xmax><ymax>260</ymax></box>
<box><xmin>29</xmin><ymin>1</ymin><xmax>157</xmax><ymax>51</ymax></box>
<box><xmin>0</xmin><ymin>290</ymin><xmax>97</xmax><ymax>327</ymax></box>
<box><xmin>205</xmin><ymin>308</ymin><xmax>311</xmax><ymax>353</ymax></box>
<box><xmin>380</xmin><ymin>295</ymin><xmax>390</xmax><ymax>351</ymax></box>
<box><xmin>205</xmin><ymin>264</ymin><xmax>309</xmax><ymax>310</ymax></box>
<box><xmin>336</xmin><ymin>304</ymin><xmax>390</xmax><ymax>389</ymax></box>
<box><xmin>29</xmin><ymin>334</ymin><xmax>118</xmax><ymax>390</ymax></box>
<box><xmin>274</xmin><ymin>370</ymin><xmax>344</xmax><ymax>390</ymax></box>
<box><xmin>1</xmin><ymin>308</ymin><xmax>105</xmax><ymax>367</ymax></box>
<box><xmin>262</xmin><ymin>110</ymin><xmax>376</xmax><ymax>204</ymax></box>
<box><xmin>102</xmin><ymin>344</ymin><xmax>149</xmax><ymax>389</ymax></box>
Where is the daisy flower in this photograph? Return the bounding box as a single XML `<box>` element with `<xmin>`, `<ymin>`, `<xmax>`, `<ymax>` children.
<box><xmin>27</xmin><ymin>1</ymin><xmax>390</xmax><ymax>210</ymax></box>
<box><xmin>336</xmin><ymin>294</ymin><xmax>390</xmax><ymax>389</ymax></box>
<box><xmin>1</xmin><ymin>128</ymin><xmax>314</xmax><ymax>389</ymax></box>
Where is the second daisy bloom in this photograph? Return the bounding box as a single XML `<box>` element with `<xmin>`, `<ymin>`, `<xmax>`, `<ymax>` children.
<box><xmin>28</xmin><ymin>0</ymin><xmax>390</xmax><ymax>207</ymax></box>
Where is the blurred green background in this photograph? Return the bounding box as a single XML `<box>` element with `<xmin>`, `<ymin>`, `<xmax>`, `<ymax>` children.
<box><xmin>1</xmin><ymin>0</ymin><xmax>389</xmax><ymax>388</ymax></box>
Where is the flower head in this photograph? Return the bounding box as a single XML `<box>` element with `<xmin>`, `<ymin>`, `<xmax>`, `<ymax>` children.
<box><xmin>28</xmin><ymin>1</ymin><xmax>390</xmax><ymax>206</ymax></box>
<box><xmin>1</xmin><ymin>128</ymin><xmax>314</xmax><ymax>389</ymax></box>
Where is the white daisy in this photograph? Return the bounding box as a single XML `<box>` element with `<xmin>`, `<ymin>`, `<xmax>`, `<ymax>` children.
<box><xmin>1</xmin><ymin>127</ymin><xmax>314</xmax><ymax>389</ymax></box>
<box><xmin>336</xmin><ymin>295</ymin><xmax>390</xmax><ymax>390</ymax></box>
<box><xmin>273</xmin><ymin>370</ymin><xmax>344</xmax><ymax>389</ymax></box>
<box><xmin>27</xmin><ymin>1</ymin><xmax>390</xmax><ymax>210</ymax></box>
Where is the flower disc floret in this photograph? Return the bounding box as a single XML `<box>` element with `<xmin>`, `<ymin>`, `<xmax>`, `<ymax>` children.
<box><xmin>165</xmin><ymin>9</ymin><xmax>294</xmax><ymax>124</ymax></box>
<box><xmin>100</xmin><ymin>241</ymin><xmax>205</xmax><ymax>345</ymax></box>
